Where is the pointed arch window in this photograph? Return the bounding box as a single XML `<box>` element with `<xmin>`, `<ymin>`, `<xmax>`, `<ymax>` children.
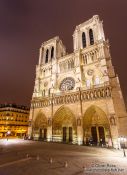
<box><xmin>89</xmin><ymin>29</ymin><xmax>94</xmax><ymax>45</ymax></box>
<box><xmin>86</xmin><ymin>79</ymin><xmax>90</xmax><ymax>88</ymax></box>
<box><xmin>51</xmin><ymin>47</ymin><xmax>54</xmax><ymax>59</ymax></box>
<box><xmin>82</xmin><ymin>32</ymin><xmax>86</xmax><ymax>48</ymax></box>
<box><xmin>95</xmin><ymin>77</ymin><xmax>100</xmax><ymax>85</ymax></box>
<box><xmin>45</xmin><ymin>49</ymin><xmax>49</xmax><ymax>63</ymax></box>
<box><xmin>42</xmin><ymin>90</ymin><xmax>45</xmax><ymax>96</ymax></box>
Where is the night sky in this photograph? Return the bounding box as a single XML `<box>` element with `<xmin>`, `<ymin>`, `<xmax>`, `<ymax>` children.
<box><xmin>0</xmin><ymin>0</ymin><xmax>127</xmax><ymax>106</ymax></box>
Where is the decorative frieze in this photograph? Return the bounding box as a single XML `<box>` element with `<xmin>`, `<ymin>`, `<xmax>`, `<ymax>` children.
<box><xmin>31</xmin><ymin>86</ymin><xmax>111</xmax><ymax>108</ymax></box>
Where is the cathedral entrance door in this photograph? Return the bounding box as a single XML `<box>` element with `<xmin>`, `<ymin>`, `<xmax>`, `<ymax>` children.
<box><xmin>69</xmin><ymin>127</ymin><xmax>73</xmax><ymax>142</ymax></box>
<box><xmin>44</xmin><ymin>128</ymin><xmax>47</xmax><ymax>140</ymax></box>
<box><xmin>63</xmin><ymin>127</ymin><xmax>67</xmax><ymax>142</ymax></box>
<box><xmin>98</xmin><ymin>127</ymin><xmax>105</xmax><ymax>145</ymax></box>
<box><xmin>39</xmin><ymin>128</ymin><xmax>42</xmax><ymax>140</ymax></box>
<box><xmin>91</xmin><ymin>127</ymin><xmax>97</xmax><ymax>145</ymax></box>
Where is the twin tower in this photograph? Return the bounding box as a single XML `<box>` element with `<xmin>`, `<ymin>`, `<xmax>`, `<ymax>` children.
<box><xmin>28</xmin><ymin>15</ymin><xmax>127</xmax><ymax>148</ymax></box>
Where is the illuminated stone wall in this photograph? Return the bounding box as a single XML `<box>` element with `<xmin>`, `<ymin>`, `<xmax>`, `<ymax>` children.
<box><xmin>28</xmin><ymin>15</ymin><xmax>127</xmax><ymax>148</ymax></box>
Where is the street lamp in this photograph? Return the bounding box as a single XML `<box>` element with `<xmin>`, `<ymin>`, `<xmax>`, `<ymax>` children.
<box><xmin>7</xmin><ymin>131</ymin><xmax>11</xmax><ymax>135</ymax></box>
<box><xmin>118</xmin><ymin>136</ymin><xmax>126</xmax><ymax>157</ymax></box>
<box><xmin>6</xmin><ymin>131</ymin><xmax>11</xmax><ymax>141</ymax></box>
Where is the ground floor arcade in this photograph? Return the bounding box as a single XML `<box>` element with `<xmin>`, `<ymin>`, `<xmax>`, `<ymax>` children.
<box><xmin>28</xmin><ymin>105</ymin><xmax>118</xmax><ymax>147</ymax></box>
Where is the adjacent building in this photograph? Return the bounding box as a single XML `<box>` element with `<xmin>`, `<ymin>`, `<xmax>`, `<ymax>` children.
<box><xmin>0</xmin><ymin>103</ymin><xmax>29</xmax><ymax>138</ymax></box>
<box><xmin>28</xmin><ymin>15</ymin><xmax>127</xmax><ymax>148</ymax></box>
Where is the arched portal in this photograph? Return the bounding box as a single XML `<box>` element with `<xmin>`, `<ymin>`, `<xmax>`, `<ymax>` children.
<box><xmin>83</xmin><ymin>105</ymin><xmax>111</xmax><ymax>146</ymax></box>
<box><xmin>53</xmin><ymin>106</ymin><xmax>77</xmax><ymax>143</ymax></box>
<box><xmin>33</xmin><ymin>112</ymin><xmax>47</xmax><ymax>140</ymax></box>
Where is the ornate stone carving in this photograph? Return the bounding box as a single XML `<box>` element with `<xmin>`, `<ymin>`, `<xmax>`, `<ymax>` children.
<box><xmin>44</xmin><ymin>81</ymin><xmax>48</xmax><ymax>87</ymax></box>
<box><xmin>87</xmin><ymin>69</ymin><xmax>94</xmax><ymax>76</ymax></box>
<box><xmin>59</xmin><ymin>77</ymin><xmax>75</xmax><ymax>91</ymax></box>
<box><xmin>110</xmin><ymin>115</ymin><xmax>116</xmax><ymax>126</ymax></box>
<box><xmin>32</xmin><ymin>85</ymin><xmax>112</xmax><ymax>108</ymax></box>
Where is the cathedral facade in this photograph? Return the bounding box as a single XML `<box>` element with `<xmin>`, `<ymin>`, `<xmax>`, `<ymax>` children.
<box><xmin>28</xmin><ymin>15</ymin><xmax>127</xmax><ymax>148</ymax></box>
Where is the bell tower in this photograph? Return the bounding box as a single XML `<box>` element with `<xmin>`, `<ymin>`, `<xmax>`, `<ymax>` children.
<box><xmin>28</xmin><ymin>15</ymin><xmax>127</xmax><ymax>148</ymax></box>
<box><xmin>73</xmin><ymin>15</ymin><xmax>105</xmax><ymax>51</ymax></box>
<box><xmin>33</xmin><ymin>36</ymin><xmax>66</xmax><ymax>98</ymax></box>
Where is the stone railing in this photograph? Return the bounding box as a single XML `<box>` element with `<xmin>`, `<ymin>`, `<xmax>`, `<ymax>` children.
<box><xmin>31</xmin><ymin>86</ymin><xmax>112</xmax><ymax>109</ymax></box>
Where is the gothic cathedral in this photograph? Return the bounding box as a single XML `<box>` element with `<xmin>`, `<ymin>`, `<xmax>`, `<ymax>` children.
<box><xmin>28</xmin><ymin>15</ymin><xmax>127</xmax><ymax>148</ymax></box>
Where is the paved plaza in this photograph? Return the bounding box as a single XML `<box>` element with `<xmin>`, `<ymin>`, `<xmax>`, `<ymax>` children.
<box><xmin>0</xmin><ymin>139</ymin><xmax>127</xmax><ymax>175</ymax></box>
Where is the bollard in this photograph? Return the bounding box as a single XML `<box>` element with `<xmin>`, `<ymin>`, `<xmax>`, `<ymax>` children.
<box><xmin>64</xmin><ymin>161</ymin><xmax>68</xmax><ymax>168</ymax></box>
<box><xmin>36</xmin><ymin>155</ymin><xmax>40</xmax><ymax>160</ymax></box>
<box><xmin>49</xmin><ymin>157</ymin><xmax>53</xmax><ymax>164</ymax></box>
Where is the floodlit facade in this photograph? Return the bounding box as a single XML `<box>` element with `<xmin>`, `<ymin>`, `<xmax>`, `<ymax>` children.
<box><xmin>0</xmin><ymin>104</ymin><xmax>29</xmax><ymax>138</ymax></box>
<box><xmin>28</xmin><ymin>15</ymin><xmax>127</xmax><ymax>148</ymax></box>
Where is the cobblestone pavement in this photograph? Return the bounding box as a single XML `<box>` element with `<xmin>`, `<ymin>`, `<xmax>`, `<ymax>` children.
<box><xmin>0</xmin><ymin>139</ymin><xmax>127</xmax><ymax>175</ymax></box>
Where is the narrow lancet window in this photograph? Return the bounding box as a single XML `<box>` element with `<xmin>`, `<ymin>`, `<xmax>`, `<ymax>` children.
<box><xmin>89</xmin><ymin>29</ymin><xmax>94</xmax><ymax>45</ymax></box>
<box><xmin>45</xmin><ymin>49</ymin><xmax>49</xmax><ymax>63</ymax></box>
<box><xmin>51</xmin><ymin>47</ymin><xmax>54</xmax><ymax>59</ymax></box>
<box><xmin>82</xmin><ymin>32</ymin><xmax>86</xmax><ymax>48</ymax></box>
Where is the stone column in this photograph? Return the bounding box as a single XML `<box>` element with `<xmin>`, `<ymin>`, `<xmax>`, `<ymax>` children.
<box><xmin>77</xmin><ymin>118</ymin><xmax>83</xmax><ymax>145</ymax></box>
<box><xmin>47</xmin><ymin>118</ymin><xmax>52</xmax><ymax>142</ymax></box>
<box><xmin>104</xmin><ymin>114</ymin><xmax>118</xmax><ymax>148</ymax></box>
<box><xmin>38</xmin><ymin>48</ymin><xmax>42</xmax><ymax>65</ymax></box>
<box><xmin>110</xmin><ymin>124</ymin><xmax>119</xmax><ymax>148</ymax></box>
<box><xmin>86</xmin><ymin>28</ymin><xmax>90</xmax><ymax>47</ymax></box>
<box><xmin>96</xmin><ymin>126</ymin><xmax>100</xmax><ymax>146</ymax></box>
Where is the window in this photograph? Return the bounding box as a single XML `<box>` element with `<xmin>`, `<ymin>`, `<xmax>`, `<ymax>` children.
<box><xmin>82</xmin><ymin>32</ymin><xmax>86</xmax><ymax>48</ymax></box>
<box><xmin>51</xmin><ymin>47</ymin><xmax>54</xmax><ymax>59</ymax></box>
<box><xmin>42</xmin><ymin>90</ymin><xmax>45</xmax><ymax>96</ymax></box>
<box><xmin>71</xmin><ymin>60</ymin><xmax>74</xmax><ymax>68</ymax></box>
<box><xmin>84</xmin><ymin>55</ymin><xmax>87</xmax><ymax>64</ymax></box>
<box><xmin>68</xmin><ymin>61</ymin><xmax>71</xmax><ymax>70</ymax></box>
<box><xmin>45</xmin><ymin>49</ymin><xmax>49</xmax><ymax>63</ymax></box>
<box><xmin>89</xmin><ymin>29</ymin><xmax>94</xmax><ymax>45</ymax></box>
<box><xmin>43</xmin><ymin>70</ymin><xmax>45</xmax><ymax>77</ymax></box>
<box><xmin>59</xmin><ymin>77</ymin><xmax>75</xmax><ymax>91</ymax></box>
<box><xmin>91</xmin><ymin>53</ymin><xmax>94</xmax><ymax>62</ymax></box>
<box><xmin>95</xmin><ymin>77</ymin><xmax>100</xmax><ymax>85</ymax></box>
<box><xmin>86</xmin><ymin>79</ymin><xmax>90</xmax><ymax>87</ymax></box>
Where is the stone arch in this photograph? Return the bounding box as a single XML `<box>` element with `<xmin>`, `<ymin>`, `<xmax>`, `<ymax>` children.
<box><xmin>33</xmin><ymin>111</ymin><xmax>48</xmax><ymax>140</ymax></box>
<box><xmin>52</xmin><ymin>106</ymin><xmax>77</xmax><ymax>143</ymax></box>
<box><xmin>34</xmin><ymin>111</ymin><xmax>47</xmax><ymax>129</ymax></box>
<box><xmin>83</xmin><ymin>105</ymin><xmax>111</xmax><ymax>146</ymax></box>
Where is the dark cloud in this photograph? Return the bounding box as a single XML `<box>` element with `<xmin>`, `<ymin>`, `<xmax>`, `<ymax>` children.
<box><xmin>0</xmin><ymin>0</ymin><xmax>127</xmax><ymax>106</ymax></box>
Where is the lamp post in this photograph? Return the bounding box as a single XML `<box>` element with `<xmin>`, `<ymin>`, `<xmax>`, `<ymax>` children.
<box><xmin>118</xmin><ymin>136</ymin><xmax>126</xmax><ymax>157</ymax></box>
